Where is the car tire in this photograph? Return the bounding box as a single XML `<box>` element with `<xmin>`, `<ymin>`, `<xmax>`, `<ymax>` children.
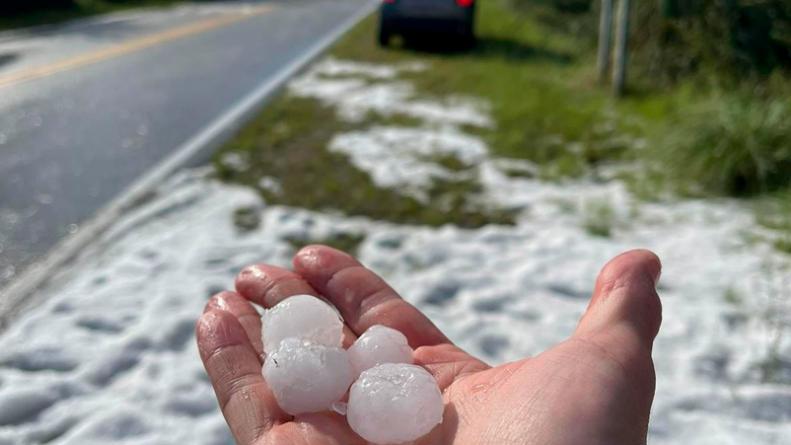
<box><xmin>459</xmin><ymin>25</ymin><xmax>475</xmax><ymax>48</ymax></box>
<box><xmin>378</xmin><ymin>22</ymin><xmax>392</xmax><ymax>47</ymax></box>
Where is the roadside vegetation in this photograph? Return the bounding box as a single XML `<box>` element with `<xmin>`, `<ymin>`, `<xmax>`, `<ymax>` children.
<box><xmin>215</xmin><ymin>95</ymin><xmax>516</xmax><ymax>228</ymax></box>
<box><xmin>654</xmin><ymin>94</ymin><xmax>791</xmax><ymax>198</ymax></box>
<box><xmin>334</xmin><ymin>0</ymin><xmax>634</xmax><ymax>179</ymax></box>
<box><xmin>0</xmin><ymin>0</ymin><xmax>185</xmax><ymax>31</ymax></box>
<box><xmin>215</xmin><ymin>0</ymin><xmax>791</xmax><ymax>249</ymax></box>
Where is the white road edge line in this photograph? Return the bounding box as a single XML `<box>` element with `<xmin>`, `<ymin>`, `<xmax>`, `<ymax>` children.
<box><xmin>0</xmin><ymin>0</ymin><xmax>380</xmax><ymax>327</ymax></box>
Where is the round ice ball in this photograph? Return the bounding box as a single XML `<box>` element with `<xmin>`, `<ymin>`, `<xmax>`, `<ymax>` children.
<box><xmin>262</xmin><ymin>338</ymin><xmax>354</xmax><ymax>415</ymax></box>
<box><xmin>348</xmin><ymin>324</ymin><xmax>413</xmax><ymax>376</ymax></box>
<box><xmin>347</xmin><ymin>363</ymin><xmax>443</xmax><ymax>444</ymax></box>
<box><xmin>262</xmin><ymin>294</ymin><xmax>343</xmax><ymax>353</ymax></box>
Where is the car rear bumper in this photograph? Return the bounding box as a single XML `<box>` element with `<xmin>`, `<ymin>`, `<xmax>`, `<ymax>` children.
<box><xmin>382</xmin><ymin>16</ymin><xmax>470</xmax><ymax>33</ymax></box>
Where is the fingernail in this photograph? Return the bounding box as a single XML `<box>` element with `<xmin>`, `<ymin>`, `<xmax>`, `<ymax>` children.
<box><xmin>239</xmin><ymin>265</ymin><xmax>266</xmax><ymax>280</ymax></box>
<box><xmin>294</xmin><ymin>245</ymin><xmax>329</xmax><ymax>269</ymax></box>
<box><xmin>235</xmin><ymin>265</ymin><xmax>268</xmax><ymax>301</ymax></box>
<box><xmin>204</xmin><ymin>292</ymin><xmax>231</xmax><ymax>313</ymax></box>
<box><xmin>646</xmin><ymin>259</ymin><xmax>662</xmax><ymax>287</ymax></box>
<box><xmin>196</xmin><ymin>311</ymin><xmax>245</xmax><ymax>356</ymax></box>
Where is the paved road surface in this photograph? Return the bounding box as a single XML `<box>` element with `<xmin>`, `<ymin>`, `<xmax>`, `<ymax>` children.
<box><xmin>0</xmin><ymin>0</ymin><xmax>371</xmax><ymax>288</ymax></box>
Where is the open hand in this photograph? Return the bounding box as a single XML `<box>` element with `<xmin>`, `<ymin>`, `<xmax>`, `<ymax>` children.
<box><xmin>196</xmin><ymin>245</ymin><xmax>662</xmax><ymax>445</ymax></box>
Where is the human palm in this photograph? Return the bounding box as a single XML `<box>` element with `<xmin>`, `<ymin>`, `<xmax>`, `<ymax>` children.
<box><xmin>197</xmin><ymin>246</ymin><xmax>662</xmax><ymax>445</ymax></box>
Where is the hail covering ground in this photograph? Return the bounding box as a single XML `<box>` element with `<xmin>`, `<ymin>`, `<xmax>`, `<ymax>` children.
<box><xmin>0</xmin><ymin>58</ymin><xmax>789</xmax><ymax>444</ymax></box>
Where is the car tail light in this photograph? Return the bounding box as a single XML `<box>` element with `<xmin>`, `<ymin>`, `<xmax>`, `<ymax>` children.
<box><xmin>456</xmin><ymin>0</ymin><xmax>474</xmax><ymax>6</ymax></box>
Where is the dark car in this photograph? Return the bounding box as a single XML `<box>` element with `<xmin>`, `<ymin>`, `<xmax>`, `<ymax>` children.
<box><xmin>378</xmin><ymin>0</ymin><xmax>476</xmax><ymax>47</ymax></box>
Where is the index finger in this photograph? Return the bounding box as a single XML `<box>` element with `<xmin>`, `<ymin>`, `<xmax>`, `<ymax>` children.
<box><xmin>196</xmin><ymin>310</ymin><xmax>288</xmax><ymax>444</ymax></box>
<box><xmin>292</xmin><ymin>245</ymin><xmax>449</xmax><ymax>348</ymax></box>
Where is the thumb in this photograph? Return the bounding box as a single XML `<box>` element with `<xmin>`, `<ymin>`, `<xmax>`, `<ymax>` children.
<box><xmin>575</xmin><ymin>249</ymin><xmax>662</xmax><ymax>351</ymax></box>
<box><xmin>572</xmin><ymin>250</ymin><xmax>662</xmax><ymax>442</ymax></box>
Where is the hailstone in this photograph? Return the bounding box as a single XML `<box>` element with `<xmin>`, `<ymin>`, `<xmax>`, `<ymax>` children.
<box><xmin>262</xmin><ymin>338</ymin><xmax>354</xmax><ymax>415</ymax></box>
<box><xmin>347</xmin><ymin>363</ymin><xmax>443</xmax><ymax>444</ymax></box>
<box><xmin>261</xmin><ymin>294</ymin><xmax>343</xmax><ymax>353</ymax></box>
<box><xmin>348</xmin><ymin>324</ymin><xmax>413</xmax><ymax>376</ymax></box>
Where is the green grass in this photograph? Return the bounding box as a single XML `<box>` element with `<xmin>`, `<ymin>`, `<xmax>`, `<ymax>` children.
<box><xmin>755</xmin><ymin>191</ymin><xmax>791</xmax><ymax>254</ymax></box>
<box><xmin>232</xmin><ymin>206</ymin><xmax>261</xmax><ymax>233</ymax></box>
<box><xmin>0</xmin><ymin>0</ymin><xmax>185</xmax><ymax>31</ymax></box>
<box><xmin>775</xmin><ymin>238</ymin><xmax>791</xmax><ymax>255</ymax></box>
<box><xmin>581</xmin><ymin>198</ymin><xmax>615</xmax><ymax>237</ymax></box>
<box><xmin>214</xmin><ymin>96</ymin><xmax>516</xmax><ymax>228</ymax></box>
<box><xmin>283</xmin><ymin>232</ymin><xmax>366</xmax><ymax>256</ymax></box>
<box><xmin>723</xmin><ymin>287</ymin><xmax>743</xmax><ymax>306</ymax></box>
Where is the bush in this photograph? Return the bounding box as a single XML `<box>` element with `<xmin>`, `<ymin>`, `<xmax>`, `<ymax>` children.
<box><xmin>655</xmin><ymin>94</ymin><xmax>791</xmax><ymax>196</ymax></box>
<box><xmin>632</xmin><ymin>0</ymin><xmax>791</xmax><ymax>83</ymax></box>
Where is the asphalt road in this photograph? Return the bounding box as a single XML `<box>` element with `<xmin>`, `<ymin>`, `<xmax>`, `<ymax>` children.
<box><xmin>0</xmin><ymin>0</ymin><xmax>371</xmax><ymax>288</ymax></box>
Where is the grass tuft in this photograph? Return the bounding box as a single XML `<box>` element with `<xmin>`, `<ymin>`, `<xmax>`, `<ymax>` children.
<box><xmin>581</xmin><ymin>198</ymin><xmax>615</xmax><ymax>237</ymax></box>
<box><xmin>232</xmin><ymin>206</ymin><xmax>261</xmax><ymax>233</ymax></box>
<box><xmin>723</xmin><ymin>287</ymin><xmax>743</xmax><ymax>305</ymax></box>
<box><xmin>652</xmin><ymin>95</ymin><xmax>791</xmax><ymax>197</ymax></box>
<box><xmin>756</xmin><ymin>191</ymin><xmax>791</xmax><ymax>254</ymax></box>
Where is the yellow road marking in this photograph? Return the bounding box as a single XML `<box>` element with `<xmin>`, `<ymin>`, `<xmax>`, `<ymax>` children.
<box><xmin>0</xmin><ymin>5</ymin><xmax>273</xmax><ymax>89</ymax></box>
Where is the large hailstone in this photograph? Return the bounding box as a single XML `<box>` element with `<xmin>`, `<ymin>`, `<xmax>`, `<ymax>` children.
<box><xmin>347</xmin><ymin>363</ymin><xmax>444</xmax><ymax>444</ymax></box>
<box><xmin>262</xmin><ymin>294</ymin><xmax>343</xmax><ymax>353</ymax></box>
<box><xmin>348</xmin><ymin>325</ymin><xmax>413</xmax><ymax>376</ymax></box>
<box><xmin>262</xmin><ymin>338</ymin><xmax>354</xmax><ymax>415</ymax></box>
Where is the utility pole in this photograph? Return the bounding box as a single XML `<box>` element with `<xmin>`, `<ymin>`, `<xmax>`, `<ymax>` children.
<box><xmin>597</xmin><ymin>0</ymin><xmax>614</xmax><ymax>83</ymax></box>
<box><xmin>612</xmin><ymin>0</ymin><xmax>631</xmax><ymax>96</ymax></box>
